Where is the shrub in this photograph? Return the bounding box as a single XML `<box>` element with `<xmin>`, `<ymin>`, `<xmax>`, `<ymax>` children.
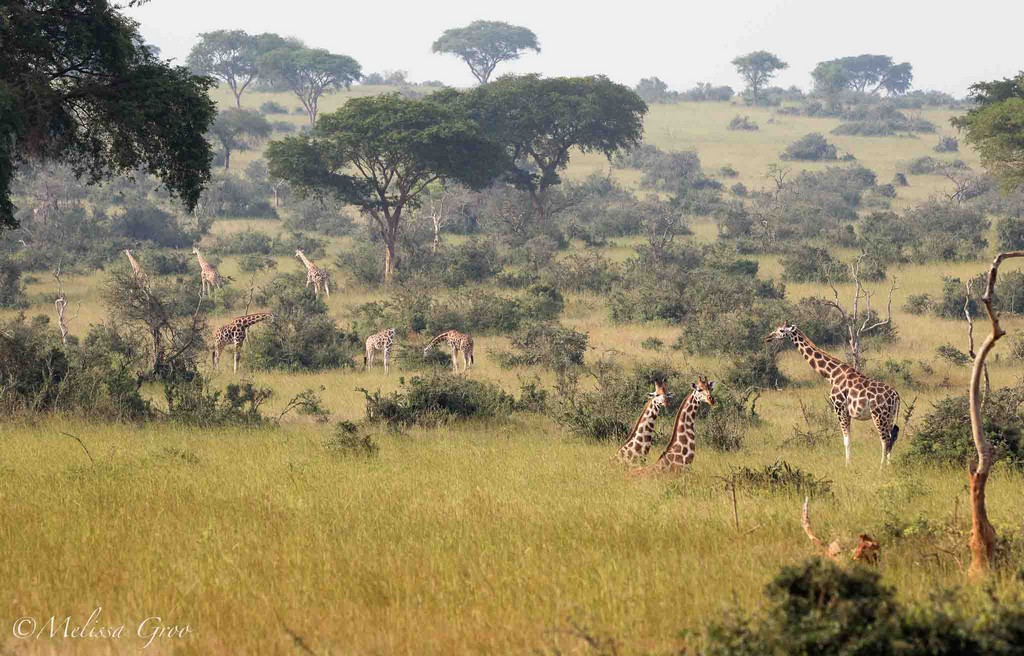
<box><xmin>904</xmin><ymin>385</ymin><xmax>1024</xmax><ymax>468</ymax></box>
<box><xmin>701</xmin><ymin>386</ymin><xmax>758</xmax><ymax>452</ymax></box>
<box><xmin>641</xmin><ymin>337</ymin><xmax>664</xmax><ymax>351</ymax></box>
<box><xmin>238</xmin><ymin>252</ymin><xmax>277</xmax><ymax>274</ymax></box>
<box><xmin>733</xmin><ymin>460</ymin><xmax>833</xmax><ymax>498</ymax></box>
<box><xmin>146</xmin><ymin>252</ymin><xmax>191</xmax><ymax>275</ymax></box>
<box><xmin>997</xmin><ymin>216</ymin><xmax>1024</xmax><ymax>251</ymax></box>
<box><xmin>283</xmin><ymin>197</ymin><xmax>355</xmax><ymax>237</ymax></box>
<box><xmin>904</xmin><ymin>293</ymin><xmax>932</xmax><ymax>315</ymax></box>
<box><xmin>724</xmin><ymin>350</ymin><xmax>788</xmax><ymax>389</ymax></box>
<box><xmin>325</xmin><ymin>421</ymin><xmax>379</xmax><ymax>457</ymax></box>
<box><xmin>780</xmin><ymin>246</ymin><xmax>849</xmax><ymax>283</ymax></box>
<box><xmin>719</xmin><ymin>165</ymin><xmax>739</xmax><ymax>178</ymax></box>
<box><xmin>780</xmin><ymin>133</ymin><xmax>838</xmax><ymax>161</ymax></box>
<box><xmin>893</xmin><ymin>172</ymin><xmax>909</xmax><ymax>186</ymax></box>
<box><xmin>212</xmin><ymin>229</ymin><xmax>274</xmax><ymax>255</ymax></box>
<box><xmin>0</xmin><ymin>259</ymin><xmax>27</xmax><ymax>308</ymax></box>
<box><xmin>905</xmin><ymin>156</ymin><xmax>968</xmax><ymax>175</ymax></box>
<box><xmin>336</xmin><ymin>241</ymin><xmax>384</xmax><ymax>286</ymax></box>
<box><xmin>935</xmin><ymin>344</ymin><xmax>971</xmax><ymax>367</ymax></box>
<box><xmin>163</xmin><ymin>377</ymin><xmax>271</xmax><ymax>426</ymax></box>
<box><xmin>360</xmin><ymin>371</ymin><xmax>517</xmax><ymax>428</ymax></box>
<box><xmin>259</xmin><ymin>100</ymin><xmax>288</xmax><ymax>114</ymax></box>
<box><xmin>544</xmin><ymin>251</ymin><xmax>619</xmax><ymax>293</ymax></box>
<box><xmin>730</xmin><ymin>182</ymin><xmax>748</xmax><ymax>197</ymax></box>
<box><xmin>247</xmin><ymin>272</ymin><xmax>361</xmax><ymax>370</ymax></box>
<box><xmin>934</xmin><ymin>136</ymin><xmax>959</xmax><ymax>152</ymax></box>
<box><xmin>438</xmin><ymin>240</ymin><xmax>502</xmax><ymax>287</ymax></box>
<box><xmin>495</xmin><ymin>322</ymin><xmax>588</xmax><ymax>373</ymax></box>
<box><xmin>727</xmin><ymin>115</ymin><xmax>759</xmax><ymax>131</ymax></box>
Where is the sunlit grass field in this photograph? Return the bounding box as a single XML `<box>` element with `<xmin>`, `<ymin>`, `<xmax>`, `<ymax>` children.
<box><xmin>2</xmin><ymin>87</ymin><xmax>1020</xmax><ymax>654</ymax></box>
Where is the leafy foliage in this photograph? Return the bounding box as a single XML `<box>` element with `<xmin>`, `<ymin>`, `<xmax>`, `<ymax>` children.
<box><xmin>781</xmin><ymin>133</ymin><xmax>839</xmax><ymax>161</ymax></box>
<box><xmin>431</xmin><ymin>21</ymin><xmax>540</xmax><ymax>84</ymax></box>
<box><xmin>360</xmin><ymin>371</ymin><xmax>517</xmax><ymax>428</ymax></box>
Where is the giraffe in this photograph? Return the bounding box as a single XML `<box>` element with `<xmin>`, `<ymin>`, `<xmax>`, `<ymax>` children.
<box><xmin>212</xmin><ymin>312</ymin><xmax>274</xmax><ymax>373</ymax></box>
<box><xmin>765</xmin><ymin>321</ymin><xmax>901</xmax><ymax>467</ymax></box>
<box><xmin>649</xmin><ymin>375</ymin><xmax>716</xmax><ymax>473</ymax></box>
<box><xmin>616</xmin><ymin>381</ymin><xmax>671</xmax><ymax>464</ymax></box>
<box><xmin>295</xmin><ymin>249</ymin><xmax>330</xmax><ymax>298</ymax></box>
<box><xmin>423</xmin><ymin>330</ymin><xmax>474</xmax><ymax>373</ymax></box>
<box><xmin>192</xmin><ymin>247</ymin><xmax>223</xmax><ymax>298</ymax></box>
<box><xmin>364</xmin><ymin>328</ymin><xmax>396</xmax><ymax>374</ymax></box>
<box><xmin>124</xmin><ymin>249</ymin><xmax>147</xmax><ymax>286</ymax></box>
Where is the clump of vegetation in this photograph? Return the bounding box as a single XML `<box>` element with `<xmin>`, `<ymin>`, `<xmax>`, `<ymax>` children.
<box><xmin>544</xmin><ymin>251</ymin><xmax>620</xmax><ymax>293</ymax></box>
<box><xmin>719</xmin><ymin>165</ymin><xmax>739</xmax><ymax>178</ymax></box>
<box><xmin>163</xmin><ymin>378</ymin><xmax>272</xmax><ymax>427</ymax></box>
<box><xmin>0</xmin><ymin>259</ymin><xmax>27</xmax><ymax>308</ymax></box>
<box><xmin>935</xmin><ymin>344</ymin><xmax>972</xmax><ymax>367</ymax></box>
<box><xmin>727</xmin><ymin>115</ymin><xmax>759</xmax><ymax>131</ymax></box>
<box><xmin>934</xmin><ymin>136</ymin><xmax>959</xmax><ymax>152</ymax></box>
<box><xmin>259</xmin><ymin>100</ymin><xmax>288</xmax><ymax>115</ymax></box>
<box><xmin>324</xmin><ymin>421</ymin><xmax>380</xmax><ymax>458</ymax></box>
<box><xmin>495</xmin><ymin>322</ymin><xmax>588</xmax><ymax>373</ymax></box>
<box><xmin>360</xmin><ymin>372</ymin><xmax>518</xmax><ymax>428</ymax></box>
<box><xmin>904</xmin><ymin>293</ymin><xmax>932</xmax><ymax>315</ymax></box>
<box><xmin>904</xmin><ymin>385</ymin><xmax>1024</xmax><ymax>468</ymax></box>
<box><xmin>780</xmin><ymin>245</ymin><xmax>849</xmax><ymax>283</ymax></box>
<box><xmin>996</xmin><ymin>216</ymin><xmax>1024</xmax><ymax>251</ymax></box>
<box><xmin>732</xmin><ymin>459</ymin><xmax>833</xmax><ymax>498</ymax></box>
<box><xmin>904</xmin><ymin>156</ymin><xmax>969</xmax><ymax>175</ymax></box>
<box><xmin>780</xmin><ymin>133</ymin><xmax>838</xmax><ymax>161</ymax></box>
<box><xmin>640</xmin><ymin>337</ymin><xmax>664</xmax><ymax>351</ymax></box>
<box><xmin>724</xmin><ymin>350</ymin><xmax>788</xmax><ymax>389</ymax></box>
<box><xmin>701</xmin><ymin>386</ymin><xmax>759</xmax><ymax>452</ymax></box>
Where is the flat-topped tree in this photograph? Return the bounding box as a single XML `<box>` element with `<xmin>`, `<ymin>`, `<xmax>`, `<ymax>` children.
<box><xmin>732</xmin><ymin>50</ymin><xmax>787</xmax><ymax>105</ymax></box>
<box><xmin>432</xmin><ymin>20</ymin><xmax>540</xmax><ymax>84</ymax></box>
<box><xmin>0</xmin><ymin>0</ymin><xmax>216</xmax><ymax>230</ymax></box>
<box><xmin>259</xmin><ymin>46</ymin><xmax>361</xmax><ymax>125</ymax></box>
<box><xmin>266</xmin><ymin>93</ymin><xmax>507</xmax><ymax>283</ymax></box>
<box><xmin>209</xmin><ymin>109</ymin><xmax>272</xmax><ymax>170</ymax></box>
<box><xmin>465</xmin><ymin>74</ymin><xmax>647</xmax><ymax>222</ymax></box>
<box><xmin>187</xmin><ymin>30</ymin><xmax>260</xmax><ymax>108</ymax></box>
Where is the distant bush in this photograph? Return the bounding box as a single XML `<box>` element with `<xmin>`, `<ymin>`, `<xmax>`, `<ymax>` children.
<box><xmin>360</xmin><ymin>371</ymin><xmax>517</xmax><ymax>428</ymax></box>
<box><xmin>212</xmin><ymin>229</ymin><xmax>274</xmax><ymax>255</ymax></box>
<box><xmin>730</xmin><ymin>182</ymin><xmax>748</xmax><ymax>197</ymax></box>
<box><xmin>247</xmin><ymin>272</ymin><xmax>361</xmax><ymax>371</ymax></box>
<box><xmin>997</xmin><ymin>216</ymin><xmax>1024</xmax><ymax>251</ymax></box>
<box><xmin>495</xmin><ymin>322</ymin><xmax>588</xmax><ymax>373</ymax></box>
<box><xmin>903</xmin><ymin>200</ymin><xmax>988</xmax><ymax>262</ymax></box>
<box><xmin>544</xmin><ymin>250</ymin><xmax>620</xmax><ymax>293</ymax></box>
<box><xmin>282</xmin><ymin>197</ymin><xmax>355</xmax><ymax>237</ymax></box>
<box><xmin>780</xmin><ymin>245</ymin><xmax>849</xmax><ymax>283</ymax></box>
<box><xmin>163</xmin><ymin>377</ymin><xmax>271</xmax><ymax>427</ymax></box>
<box><xmin>732</xmin><ymin>459</ymin><xmax>833</xmax><ymax>498</ymax></box>
<box><xmin>905</xmin><ymin>156</ymin><xmax>968</xmax><ymax>175</ymax></box>
<box><xmin>640</xmin><ymin>337</ymin><xmax>664</xmax><ymax>351</ymax></box>
<box><xmin>679</xmin><ymin>82</ymin><xmax>734</xmax><ymax>102</ymax></box>
<box><xmin>903</xmin><ymin>293</ymin><xmax>932</xmax><ymax>315</ymax></box>
<box><xmin>325</xmin><ymin>421</ymin><xmax>379</xmax><ymax>458</ymax></box>
<box><xmin>336</xmin><ymin>241</ymin><xmax>384</xmax><ymax>286</ymax></box>
<box><xmin>145</xmin><ymin>252</ymin><xmax>191</xmax><ymax>275</ymax></box>
<box><xmin>719</xmin><ymin>165</ymin><xmax>739</xmax><ymax>178</ymax></box>
<box><xmin>727</xmin><ymin>115</ymin><xmax>759</xmax><ymax>131</ymax></box>
<box><xmin>0</xmin><ymin>259</ymin><xmax>27</xmax><ymax>308</ymax></box>
<box><xmin>893</xmin><ymin>172</ymin><xmax>909</xmax><ymax>186</ymax></box>
<box><xmin>270</xmin><ymin>121</ymin><xmax>295</xmax><ymax>134</ymax></box>
<box><xmin>700</xmin><ymin>386</ymin><xmax>758</xmax><ymax>452</ymax></box>
<box><xmin>935</xmin><ymin>343</ymin><xmax>971</xmax><ymax>367</ymax></box>
<box><xmin>904</xmin><ymin>384</ymin><xmax>1024</xmax><ymax>468</ymax></box>
<box><xmin>934</xmin><ymin>136</ymin><xmax>959</xmax><ymax>152</ymax></box>
<box><xmin>724</xmin><ymin>350</ymin><xmax>788</xmax><ymax>389</ymax></box>
<box><xmin>780</xmin><ymin>133</ymin><xmax>838</xmax><ymax>161</ymax></box>
<box><xmin>259</xmin><ymin>100</ymin><xmax>288</xmax><ymax>114</ymax></box>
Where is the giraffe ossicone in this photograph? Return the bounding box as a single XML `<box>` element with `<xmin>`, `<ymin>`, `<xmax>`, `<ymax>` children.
<box><xmin>765</xmin><ymin>321</ymin><xmax>901</xmax><ymax>467</ymax></box>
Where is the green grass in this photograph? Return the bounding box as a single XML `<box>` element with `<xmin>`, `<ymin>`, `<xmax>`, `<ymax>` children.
<box><xmin>2</xmin><ymin>87</ymin><xmax>1020</xmax><ymax>654</ymax></box>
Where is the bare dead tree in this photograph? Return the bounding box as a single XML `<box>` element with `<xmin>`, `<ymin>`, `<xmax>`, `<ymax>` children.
<box><xmin>640</xmin><ymin>196</ymin><xmax>685</xmax><ymax>264</ymax></box>
<box><xmin>765</xmin><ymin>163</ymin><xmax>790</xmax><ymax>199</ymax></box>
<box><xmin>938</xmin><ymin>162</ymin><xmax>983</xmax><ymax>206</ymax></box>
<box><xmin>52</xmin><ymin>260</ymin><xmax>80</xmax><ymax>347</ymax></box>
<box><xmin>821</xmin><ymin>256</ymin><xmax>899</xmax><ymax>369</ymax></box>
<box><xmin>420</xmin><ymin>188</ymin><xmax>452</xmax><ymax>254</ymax></box>
<box><xmin>965</xmin><ymin>250</ymin><xmax>1024</xmax><ymax>579</ymax></box>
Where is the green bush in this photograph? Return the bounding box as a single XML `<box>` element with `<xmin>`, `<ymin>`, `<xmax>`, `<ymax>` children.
<box><xmin>146</xmin><ymin>252</ymin><xmax>191</xmax><ymax>275</ymax></box>
<box><xmin>700</xmin><ymin>386</ymin><xmax>758</xmax><ymax>452</ymax></box>
<box><xmin>904</xmin><ymin>385</ymin><xmax>1024</xmax><ymax>468</ymax></box>
<box><xmin>780</xmin><ymin>246</ymin><xmax>849</xmax><ymax>283</ymax></box>
<box><xmin>282</xmin><ymin>198</ymin><xmax>355</xmax><ymax>237</ymax></box>
<box><xmin>360</xmin><ymin>372</ymin><xmax>517</xmax><ymax>428</ymax></box>
<box><xmin>544</xmin><ymin>251</ymin><xmax>620</xmax><ymax>293</ymax></box>
<box><xmin>495</xmin><ymin>322</ymin><xmax>588</xmax><ymax>373</ymax></box>
<box><xmin>904</xmin><ymin>293</ymin><xmax>932</xmax><ymax>315</ymax></box>
<box><xmin>732</xmin><ymin>459</ymin><xmax>833</xmax><ymax>497</ymax></box>
<box><xmin>325</xmin><ymin>421</ymin><xmax>379</xmax><ymax>457</ymax></box>
<box><xmin>725</xmin><ymin>351</ymin><xmax>788</xmax><ymax>389</ymax></box>
<box><xmin>997</xmin><ymin>216</ymin><xmax>1024</xmax><ymax>251</ymax></box>
<box><xmin>163</xmin><ymin>377</ymin><xmax>272</xmax><ymax>427</ymax></box>
<box><xmin>0</xmin><ymin>258</ymin><xmax>27</xmax><ymax>308</ymax></box>
<box><xmin>905</xmin><ymin>156</ymin><xmax>968</xmax><ymax>175</ymax></box>
<box><xmin>727</xmin><ymin>115</ymin><xmax>759</xmax><ymax>131</ymax></box>
<box><xmin>780</xmin><ymin>133</ymin><xmax>838</xmax><ymax>161</ymax></box>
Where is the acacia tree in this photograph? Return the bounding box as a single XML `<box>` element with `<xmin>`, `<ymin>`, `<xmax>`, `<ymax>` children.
<box><xmin>0</xmin><ymin>0</ymin><xmax>217</xmax><ymax>230</ymax></box>
<box><xmin>953</xmin><ymin>72</ymin><xmax>1024</xmax><ymax>191</ymax></box>
<box><xmin>187</xmin><ymin>30</ymin><xmax>260</xmax><ymax>108</ymax></box>
<box><xmin>877</xmin><ymin>62</ymin><xmax>913</xmax><ymax>95</ymax></box>
<box><xmin>432</xmin><ymin>20</ymin><xmax>540</xmax><ymax>84</ymax></box>
<box><xmin>465</xmin><ymin>74</ymin><xmax>647</xmax><ymax>222</ymax></box>
<box><xmin>811</xmin><ymin>61</ymin><xmax>851</xmax><ymax>111</ymax></box>
<box><xmin>209</xmin><ymin>109</ymin><xmax>272</xmax><ymax>170</ymax></box>
<box><xmin>260</xmin><ymin>47</ymin><xmax>361</xmax><ymax>125</ymax></box>
<box><xmin>266</xmin><ymin>94</ymin><xmax>507</xmax><ymax>282</ymax></box>
<box><xmin>731</xmin><ymin>51</ymin><xmax>787</xmax><ymax>105</ymax></box>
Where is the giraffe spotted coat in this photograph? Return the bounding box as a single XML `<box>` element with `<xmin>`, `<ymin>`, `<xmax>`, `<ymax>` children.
<box><xmin>651</xmin><ymin>375</ymin><xmax>716</xmax><ymax>473</ymax></box>
<box><xmin>212</xmin><ymin>312</ymin><xmax>274</xmax><ymax>373</ymax></box>
<box><xmin>424</xmin><ymin>330</ymin><xmax>474</xmax><ymax>373</ymax></box>
<box><xmin>616</xmin><ymin>381</ymin><xmax>669</xmax><ymax>464</ymax></box>
<box><xmin>365</xmin><ymin>328</ymin><xmax>396</xmax><ymax>374</ymax></box>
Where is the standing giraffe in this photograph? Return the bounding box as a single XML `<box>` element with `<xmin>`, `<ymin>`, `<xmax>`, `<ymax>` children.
<box><xmin>212</xmin><ymin>312</ymin><xmax>274</xmax><ymax>373</ymax></box>
<box><xmin>423</xmin><ymin>330</ymin><xmax>474</xmax><ymax>373</ymax></box>
<box><xmin>295</xmin><ymin>249</ymin><xmax>330</xmax><ymax>298</ymax></box>
<box><xmin>765</xmin><ymin>321</ymin><xmax>901</xmax><ymax>467</ymax></box>
<box><xmin>364</xmin><ymin>328</ymin><xmax>396</xmax><ymax>374</ymax></box>
<box><xmin>616</xmin><ymin>381</ymin><xmax>670</xmax><ymax>464</ymax></box>
<box><xmin>649</xmin><ymin>375</ymin><xmax>716</xmax><ymax>473</ymax></box>
<box><xmin>124</xmin><ymin>249</ymin><xmax>147</xmax><ymax>286</ymax></box>
<box><xmin>192</xmin><ymin>246</ymin><xmax>223</xmax><ymax>298</ymax></box>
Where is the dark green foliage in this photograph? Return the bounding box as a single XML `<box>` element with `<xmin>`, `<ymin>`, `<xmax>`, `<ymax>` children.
<box><xmin>431</xmin><ymin>21</ymin><xmax>540</xmax><ymax>84</ymax></box>
<box><xmin>701</xmin><ymin>386</ymin><xmax>758</xmax><ymax>452</ymax></box>
<box><xmin>733</xmin><ymin>460</ymin><xmax>833</xmax><ymax>498</ymax></box>
<box><xmin>780</xmin><ymin>246</ymin><xmax>849</xmax><ymax>283</ymax></box>
<box><xmin>163</xmin><ymin>377</ymin><xmax>271</xmax><ymax>427</ymax></box>
<box><xmin>728</xmin><ymin>115</ymin><xmax>759</xmax><ymax>131</ymax></box>
<box><xmin>936</xmin><ymin>344</ymin><xmax>971</xmax><ymax>367</ymax></box>
<box><xmin>997</xmin><ymin>216</ymin><xmax>1024</xmax><ymax>251</ymax></box>
<box><xmin>325</xmin><ymin>421</ymin><xmax>379</xmax><ymax>458</ymax></box>
<box><xmin>247</xmin><ymin>272</ymin><xmax>361</xmax><ymax>370</ymax></box>
<box><xmin>259</xmin><ymin>45</ymin><xmax>361</xmax><ymax>125</ymax></box>
<box><xmin>544</xmin><ymin>251</ymin><xmax>620</xmax><ymax>293</ymax></box>
<box><xmin>935</xmin><ymin>136</ymin><xmax>959</xmax><ymax>153</ymax></box>
<box><xmin>213</xmin><ymin>229</ymin><xmax>274</xmax><ymax>254</ymax></box>
<box><xmin>238</xmin><ymin>252</ymin><xmax>277</xmax><ymax>274</ymax></box>
<box><xmin>725</xmin><ymin>351</ymin><xmax>789</xmax><ymax>389</ymax></box>
<box><xmin>732</xmin><ymin>51</ymin><xmax>788</xmax><ymax>105</ymax></box>
<box><xmin>259</xmin><ymin>101</ymin><xmax>288</xmax><ymax>114</ymax></box>
<box><xmin>906</xmin><ymin>156</ymin><xmax>969</xmax><ymax>175</ymax></box>
<box><xmin>209</xmin><ymin>109</ymin><xmax>272</xmax><ymax>170</ymax></box>
<box><xmin>1</xmin><ymin>1</ymin><xmax>216</xmax><ymax>229</ymax></box>
<box><xmin>282</xmin><ymin>197</ymin><xmax>355</xmax><ymax>237</ymax></box>
<box><xmin>641</xmin><ymin>337</ymin><xmax>664</xmax><ymax>351</ymax></box>
<box><xmin>360</xmin><ymin>372</ymin><xmax>517</xmax><ymax>428</ymax></box>
<box><xmin>146</xmin><ymin>252</ymin><xmax>191</xmax><ymax>276</ymax></box>
<box><xmin>904</xmin><ymin>200</ymin><xmax>988</xmax><ymax>262</ymax></box>
<box><xmin>495</xmin><ymin>322</ymin><xmax>588</xmax><ymax>373</ymax></box>
<box><xmin>781</xmin><ymin>133</ymin><xmax>838</xmax><ymax>161</ymax></box>
<box><xmin>904</xmin><ymin>293</ymin><xmax>932</xmax><ymax>315</ymax></box>
<box><xmin>0</xmin><ymin>258</ymin><xmax>26</xmax><ymax>308</ymax></box>
<box><xmin>952</xmin><ymin>72</ymin><xmax>1024</xmax><ymax>191</ymax></box>
<box><xmin>904</xmin><ymin>385</ymin><xmax>1024</xmax><ymax>468</ymax></box>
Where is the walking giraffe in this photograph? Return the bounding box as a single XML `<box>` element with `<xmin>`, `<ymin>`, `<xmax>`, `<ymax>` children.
<box><xmin>192</xmin><ymin>246</ymin><xmax>223</xmax><ymax>298</ymax></box>
<box><xmin>212</xmin><ymin>312</ymin><xmax>274</xmax><ymax>373</ymax></box>
<box><xmin>650</xmin><ymin>375</ymin><xmax>716</xmax><ymax>473</ymax></box>
<box><xmin>124</xmin><ymin>249</ymin><xmax>147</xmax><ymax>286</ymax></box>
<box><xmin>616</xmin><ymin>381</ymin><xmax>670</xmax><ymax>464</ymax></box>
<box><xmin>423</xmin><ymin>330</ymin><xmax>474</xmax><ymax>373</ymax></box>
<box><xmin>765</xmin><ymin>321</ymin><xmax>901</xmax><ymax>467</ymax></box>
<box><xmin>295</xmin><ymin>249</ymin><xmax>330</xmax><ymax>298</ymax></box>
<box><xmin>364</xmin><ymin>328</ymin><xmax>396</xmax><ymax>374</ymax></box>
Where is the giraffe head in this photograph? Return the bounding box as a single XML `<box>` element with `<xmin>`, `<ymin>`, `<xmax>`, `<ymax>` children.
<box><xmin>764</xmin><ymin>321</ymin><xmax>798</xmax><ymax>344</ymax></box>
<box><xmin>295</xmin><ymin>249</ymin><xmax>304</xmax><ymax>258</ymax></box>
<box><xmin>192</xmin><ymin>245</ymin><xmax>201</xmax><ymax>256</ymax></box>
<box><xmin>647</xmin><ymin>380</ymin><xmax>670</xmax><ymax>410</ymax></box>
<box><xmin>124</xmin><ymin>249</ymin><xmax>132</xmax><ymax>257</ymax></box>
<box><xmin>690</xmin><ymin>375</ymin><xmax>716</xmax><ymax>406</ymax></box>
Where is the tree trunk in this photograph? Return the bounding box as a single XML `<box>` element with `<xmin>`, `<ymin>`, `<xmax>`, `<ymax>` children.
<box><xmin>968</xmin><ymin>466</ymin><xmax>996</xmax><ymax>579</ymax></box>
<box><xmin>383</xmin><ymin>239</ymin><xmax>397</xmax><ymax>284</ymax></box>
<box><xmin>273</xmin><ymin>188</ymin><xmax>279</xmax><ymax>208</ymax></box>
<box><xmin>224</xmin><ymin>149</ymin><xmax>231</xmax><ymax>170</ymax></box>
<box><xmin>528</xmin><ymin>189</ymin><xmax>546</xmax><ymax>223</ymax></box>
<box><xmin>234</xmin><ymin>91</ymin><xmax>242</xmax><ymax>109</ymax></box>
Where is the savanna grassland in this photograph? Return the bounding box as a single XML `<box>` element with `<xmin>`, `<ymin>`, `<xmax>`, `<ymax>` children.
<box><xmin>3</xmin><ymin>85</ymin><xmax>1024</xmax><ymax>655</ymax></box>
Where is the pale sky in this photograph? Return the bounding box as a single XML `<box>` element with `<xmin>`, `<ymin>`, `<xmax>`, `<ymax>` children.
<box><xmin>126</xmin><ymin>0</ymin><xmax>1023</xmax><ymax>97</ymax></box>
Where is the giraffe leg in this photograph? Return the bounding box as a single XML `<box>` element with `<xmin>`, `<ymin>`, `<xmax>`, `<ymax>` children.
<box><xmin>233</xmin><ymin>348</ymin><xmax>239</xmax><ymax>374</ymax></box>
<box><xmin>871</xmin><ymin>411</ymin><xmax>893</xmax><ymax>469</ymax></box>
<box><xmin>324</xmin><ymin>281</ymin><xmax>330</xmax><ymax>298</ymax></box>
<box><xmin>383</xmin><ymin>347</ymin><xmax>390</xmax><ymax>375</ymax></box>
<box><xmin>832</xmin><ymin>396</ymin><xmax>852</xmax><ymax>465</ymax></box>
<box><xmin>451</xmin><ymin>345</ymin><xmax>458</xmax><ymax>373</ymax></box>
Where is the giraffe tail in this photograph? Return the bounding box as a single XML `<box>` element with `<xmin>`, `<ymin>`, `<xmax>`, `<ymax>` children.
<box><xmin>889</xmin><ymin>425</ymin><xmax>900</xmax><ymax>447</ymax></box>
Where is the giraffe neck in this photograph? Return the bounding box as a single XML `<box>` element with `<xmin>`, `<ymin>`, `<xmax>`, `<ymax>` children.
<box><xmin>789</xmin><ymin>329</ymin><xmax>845</xmax><ymax>381</ymax></box>
<box><xmin>630</xmin><ymin>398</ymin><xmax>660</xmax><ymax>439</ymax></box>
<box><xmin>671</xmin><ymin>393</ymin><xmax>699</xmax><ymax>443</ymax></box>
<box><xmin>238</xmin><ymin>313</ymin><xmax>272</xmax><ymax>328</ymax></box>
<box><xmin>195</xmin><ymin>252</ymin><xmax>209</xmax><ymax>268</ymax></box>
<box><xmin>428</xmin><ymin>331</ymin><xmax>452</xmax><ymax>348</ymax></box>
<box><xmin>298</xmin><ymin>252</ymin><xmax>315</xmax><ymax>269</ymax></box>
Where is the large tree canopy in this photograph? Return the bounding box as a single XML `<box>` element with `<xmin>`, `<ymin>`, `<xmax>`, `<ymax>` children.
<box><xmin>208</xmin><ymin>109</ymin><xmax>271</xmax><ymax>170</ymax></box>
<box><xmin>259</xmin><ymin>46</ymin><xmax>361</xmax><ymax>125</ymax></box>
<box><xmin>811</xmin><ymin>54</ymin><xmax>913</xmax><ymax>96</ymax></box>
<box><xmin>186</xmin><ymin>30</ymin><xmax>259</xmax><ymax>108</ymax></box>
<box><xmin>0</xmin><ymin>0</ymin><xmax>217</xmax><ymax>230</ymax></box>
<box><xmin>953</xmin><ymin>72</ymin><xmax>1024</xmax><ymax>191</ymax></box>
<box><xmin>266</xmin><ymin>93</ymin><xmax>507</xmax><ymax>281</ymax></box>
<box><xmin>463</xmin><ymin>74</ymin><xmax>647</xmax><ymax>220</ymax></box>
<box><xmin>731</xmin><ymin>51</ymin><xmax>788</xmax><ymax>105</ymax></box>
<box><xmin>431</xmin><ymin>20</ymin><xmax>540</xmax><ymax>84</ymax></box>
